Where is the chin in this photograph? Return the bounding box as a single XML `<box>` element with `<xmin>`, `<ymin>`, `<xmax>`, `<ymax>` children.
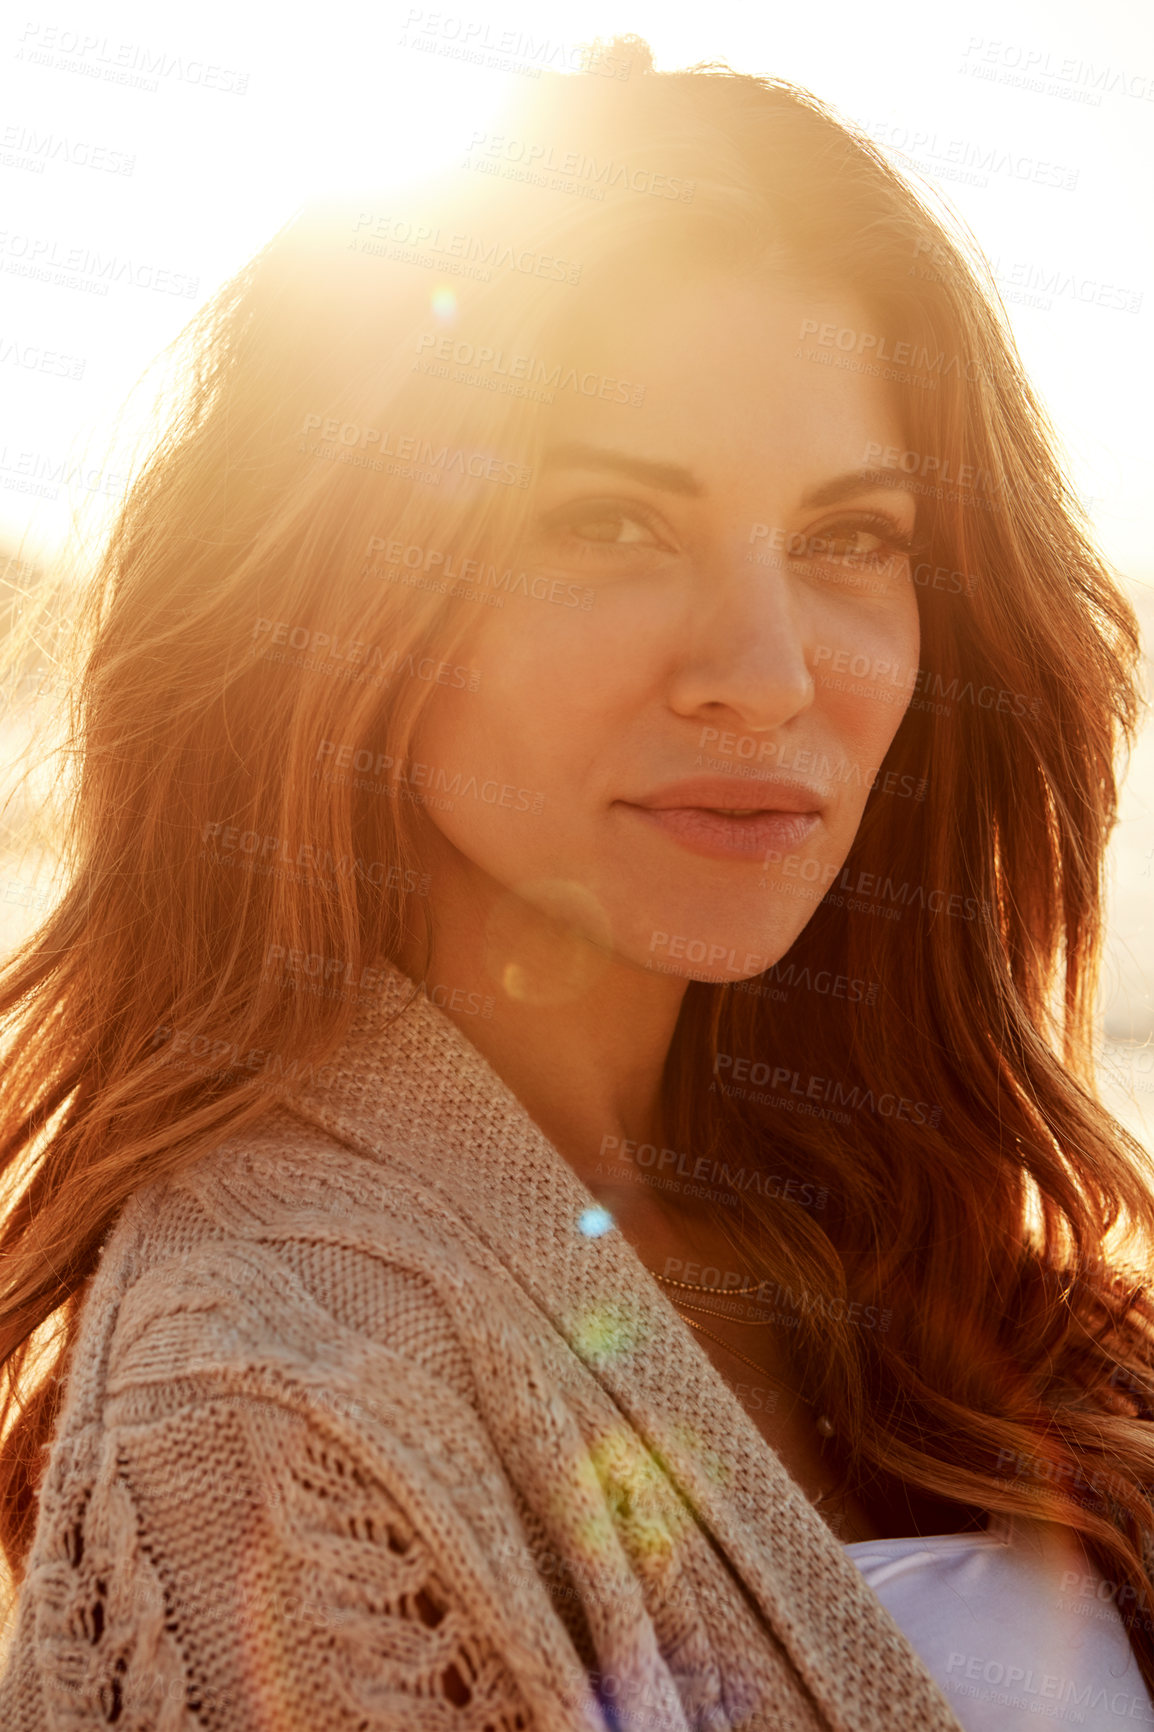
<box><xmin>629</xmin><ymin>908</ymin><xmax>810</xmax><ymax>984</ymax></box>
<box><xmin>637</xmin><ymin>951</ymin><xmax>783</xmax><ymax>986</ymax></box>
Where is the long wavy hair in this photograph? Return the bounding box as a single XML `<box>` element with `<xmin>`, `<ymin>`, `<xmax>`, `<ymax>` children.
<box><xmin>5</xmin><ymin>32</ymin><xmax>1154</xmax><ymax>1688</ymax></box>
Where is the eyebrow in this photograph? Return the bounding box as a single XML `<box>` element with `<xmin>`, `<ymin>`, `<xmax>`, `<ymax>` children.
<box><xmin>539</xmin><ymin>443</ymin><xmax>917</xmax><ymax>509</ymax></box>
<box><xmin>540</xmin><ymin>441</ymin><xmax>703</xmax><ymax>495</ymax></box>
<box><xmin>800</xmin><ymin>469</ymin><xmax>918</xmax><ymax>509</ymax></box>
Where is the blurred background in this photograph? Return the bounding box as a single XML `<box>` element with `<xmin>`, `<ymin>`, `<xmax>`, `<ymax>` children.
<box><xmin>1</xmin><ymin>0</ymin><xmax>1152</xmax><ymax>1140</ymax></box>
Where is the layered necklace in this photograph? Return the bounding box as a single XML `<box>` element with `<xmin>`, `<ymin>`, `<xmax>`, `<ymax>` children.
<box><xmin>649</xmin><ymin>1265</ymin><xmax>835</xmax><ymax>1438</ymax></box>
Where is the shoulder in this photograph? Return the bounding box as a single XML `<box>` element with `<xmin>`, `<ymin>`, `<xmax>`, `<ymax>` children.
<box><xmin>66</xmin><ymin>1102</ymin><xmax>495</xmax><ymax>1450</ymax></box>
<box><xmin>2</xmin><ymin>1115</ymin><xmax>585</xmax><ymax>1725</ymax></box>
<box><xmin>1</xmin><ymin>1109</ymin><xmax>565</xmax><ymax>1729</ymax></box>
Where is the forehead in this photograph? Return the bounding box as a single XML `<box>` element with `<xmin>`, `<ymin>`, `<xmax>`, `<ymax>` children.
<box><xmin>541</xmin><ymin>273</ymin><xmax>908</xmax><ymax>491</ymax></box>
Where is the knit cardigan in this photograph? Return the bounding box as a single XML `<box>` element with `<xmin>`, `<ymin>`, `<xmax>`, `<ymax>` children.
<box><xmin>0</xmin><ymin>963</ymin><xmax>975</xmax><ymax>1732</ymax></box>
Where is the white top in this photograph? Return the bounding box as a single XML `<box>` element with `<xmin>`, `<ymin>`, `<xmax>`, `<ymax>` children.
<box><xmin>843</xmin><ymin>1512</ymin><xmax>1154</xmax><ymax>1730</ymax></box>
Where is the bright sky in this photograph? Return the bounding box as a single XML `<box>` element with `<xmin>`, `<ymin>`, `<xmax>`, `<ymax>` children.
<box><xmin>2</xmin><ymin>0</ymin><xmax>1154</xmax><ymax>1127</ymax></box>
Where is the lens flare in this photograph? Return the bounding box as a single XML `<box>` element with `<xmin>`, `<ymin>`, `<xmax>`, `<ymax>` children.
<box><xmin>431</xmin><ymin>284</ymin><xmax>458</xmax><ymax>322</ymax></box>
<box><xmin>485</xmin><ymin>878</ymin><xmax>614</xmax><ymax>1006</ymax></box>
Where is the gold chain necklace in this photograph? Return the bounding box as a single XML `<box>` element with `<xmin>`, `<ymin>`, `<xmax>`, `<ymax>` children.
<box><xmin>650</xmin><ymin>1267</ymin><xmax>794</xmax><ymax>1337</ymax></box>
<box><xmin>653</xmin><ymin>1270</ymin><xmax>764</xmax><ymax>1297</ymax></box>
<box><xmin>661</xmin><ymin>1292</ymin><xmax>781</xmax><ymax>1326</ymax></box>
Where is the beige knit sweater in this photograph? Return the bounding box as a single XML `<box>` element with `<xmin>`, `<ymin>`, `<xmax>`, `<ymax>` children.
<box><xmin>0</xmin><ymin>962</ymin><xmax>974</xmax><ymax>1731</ymax></box>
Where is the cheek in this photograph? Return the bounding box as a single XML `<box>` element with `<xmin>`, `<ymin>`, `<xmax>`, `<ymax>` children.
<box><xmin>845</xmin><ymin>682</ymin><xmax>912</xmax><ymax>766</ymax></box>
<box><xmin>465</xmin><ymin>608</ymin><xmax>633</xmax><ymax>763</ymax></box>
<box><xmin>816</xmin><ymin>597</ymin><xmax>920</xmax><ymax>760</ymax></box>
<box><xmin>412</xmin><ymin>682</ymin><xmax>488</xmax><ymax>775</ymax></box>
<box><xmin>411</xmin><ymin>613</ymin><xmax>597</xmax><ymax>791</ymax></box>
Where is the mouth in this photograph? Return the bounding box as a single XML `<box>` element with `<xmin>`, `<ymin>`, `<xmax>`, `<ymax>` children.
<box><xmin>619</xmin><ymin>802</ymin><xmax>822</xmax><ymax>862</ymax></box>
<box><xmin>617</xmin><ymin>773</ymin><xmax>829</xmax><ymax>862</ymax></box>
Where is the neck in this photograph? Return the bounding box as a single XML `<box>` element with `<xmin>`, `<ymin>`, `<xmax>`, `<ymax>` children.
<box><xmin>392</xmin><ymin>852</ymin><xmax>689</xmax><ymax>1193</ymax></box>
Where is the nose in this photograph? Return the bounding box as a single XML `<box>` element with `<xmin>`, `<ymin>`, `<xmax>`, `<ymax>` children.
<box><xmin>665</xmin><ymin>550</ymin><xmax>815</xmax><ymax>733</ymax></box>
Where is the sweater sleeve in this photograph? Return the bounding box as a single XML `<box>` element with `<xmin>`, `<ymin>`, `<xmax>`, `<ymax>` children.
<box><xmin>4</xmin><ymin>1385</ymin><xmax>549</xmax><ymax>1732</ymax></box>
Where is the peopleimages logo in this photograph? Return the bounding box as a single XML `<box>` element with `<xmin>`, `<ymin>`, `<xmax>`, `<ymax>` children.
<box><xmin>0</xmin><ymin>444</ymin><xmax>125</xmax><ymax>502</ymax></box>
<box><xmin>15</xmin><ymin>22</ymin><xmax>251</xmax><ymax>95</ymax></box>
<box><xmin>300</xmin><ymin>413</ymin><xmax>532</xmax><ymax>487</ymax></box>
<box><xmin>943</xmin><ymin>1649</ymin><xmax>1149</xmax><ymax>1722</ymax></box>
<box><xmin>912</xmin><ymin>234</ymin><xmax>1143</xmax><ymax>314</ymax></box>
<box><xmin>463</xmin><ymin>130</ymin><xmax>696</xmax><ymax>203</ymax></box>
<box><xmin>149</xmin><ymin>1024</ymin><xmax>336</xmax><ymax>1090</ymax></box>
<box><xmin>763</xmin><ymin>856</ymin><xmax>991</xmax><ymax>922</ymax></box>
<box><xmin>413</xmin><ymin>332</ymin><xmax>646</xmax><ymax>406</ymax></box>
<box><xmin>314</xmin><ymin>741</ymin><xmax>546</xmax><ymax>815</ymax></box>
<box><xmin>854</xmin><ymin>117</ymin><xmax>1079</xmax><ymax>191</ymax></box>
<box><xmin>597</xmin><ymin>1133</ymin><xmax>829</xmax><ymax>1208</ymax></box>
<box><xmin>352</xmin><ymin>212</ymin><xmax>582</xmax><ymax>285</ymax></box>
<box><xmin>694</xmin><ymin>725</ymin><xmax>927</xmax><ymax>802</ymax></box>
<box><xmin>363</xmin><ymin>536</ymin><xmax>594</xmax><ymax>610</ymax></box>
<box><xmin>0</xmin><ymin>335</ymin><xmax>83</xmax><ymax>379</ymax></box>
<box><xmin>810</xmin><ymin>644</ymin><xmax>1042</xmax><ymax>721</ymax></box>
<box><xmin>960</xmin><ymin>36</ymin><xmax>1154</xmax><ymax>105</ymax></box>
<box><xmin>0</xmin><ymin>122</ymin><xmax>135</xmax><ymax>175</ymax></box>
<box><xmin>712</xmin><ymin>1053</ymin><xmax>941</xmax><ymax>1128</ymax></box>
<box><xmin>0</xmin><ymin>228</ymin><xmax>199</xmax><ymax>297</ymax></box>
<box><xmin>396</xmin><ymin>10</ymin><xmax>633</xmax><ymax>79</ymax></box>
<box><xmin>251</xmin><ymin>616</ymin><xmax>481</xmax><ymax>692</ymax></box>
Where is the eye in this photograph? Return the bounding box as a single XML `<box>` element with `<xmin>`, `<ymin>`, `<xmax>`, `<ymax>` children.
<box><xmin>802</xmin><ymin>514</ymin><xmax>915</xmax><ymax>564</ymax></box>
<box><xmin>534</xmin><ymin>497</ymin><xmax>670</xmax><ymax>560</ymax></box>
<box><xmin>792</xmin><ymin>513</ymin><xmax>918</xmax><ymax>591</ymax></box>
<box><xmin>812</xmin><ymin>527</ymin><xmax>891</xmax><ymax>563</ymax></box>
<box><xmin>561</xmin><ymin>508</ymin><xmax>654</xmax><ymax>546</ymax></box>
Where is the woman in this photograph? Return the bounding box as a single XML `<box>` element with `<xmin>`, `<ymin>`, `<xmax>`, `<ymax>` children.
<box><xmin>2</xmin><ymin>35</ymin><xmax>1154</xmax><ymax>1731</ymax></box>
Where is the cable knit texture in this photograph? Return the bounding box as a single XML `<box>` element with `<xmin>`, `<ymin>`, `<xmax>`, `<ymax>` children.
<box><xmin>0</xmin><ymin>963</ymin><xmax>975</xmax><ymax>1730</ymax></box>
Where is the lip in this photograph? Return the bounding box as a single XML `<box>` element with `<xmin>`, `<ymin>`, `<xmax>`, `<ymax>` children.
<box><xmin>626</xmin><ymin>774</ymin><xmax>831</xmax><ymax>814</ymax></box>
<box><xmin>617</xmin><ymin>774</ymin><xmax>827</xmax><ymax>864</ymax></box>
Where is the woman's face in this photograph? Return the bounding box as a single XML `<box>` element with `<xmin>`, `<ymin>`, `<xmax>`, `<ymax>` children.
<box><xmin>408</xmin><ymin>273</ymin><xmax>921</xmax><ymax>984</ymax></box>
